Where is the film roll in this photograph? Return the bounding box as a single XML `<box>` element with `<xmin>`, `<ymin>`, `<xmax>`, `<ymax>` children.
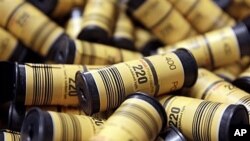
<box><xmin>21</xmin><ymin>108</ymin><xmax>105</xmax><ymax>141</ymax></box>
<box><xmin>188</xmin><ymin>68</ymin><xmax>250</xmax><ymax>121</ymax></box>
<box><xmin>90</xmin><ymin>93</ymin><xmax>167</xmax><ymax>141</ymax></box>
<box><xmin>125</xmin><ymin>0</ymin><xmax>197</xmax><ymax>44</ymax></box>
<box><xmin>159</xmin><ymin>95</ymin><xmax>249</xmax><ymax>141</ymax></box>
<box><xmin>78</xmin><ymin>0</ymin><xmax>116</xmax><ymax>43</ymax></box>
<box><xmin>0</xmin><ymin>0</ymin><xmax>70</xmax><ymax>63</ymax></box>
<box><xmin>158</xmin><ymin>21</ymin><xmax>250</xmax><ymax>69</ymax></box>
<box><xmin>67</xmin><ymin>39</ymin><xmax>143</xmax><ymax>65</ymax></box>
<box><xmin>76</xmin><ymin>48</ymin><xmax>197</xmax><ymax>115</ymax></box>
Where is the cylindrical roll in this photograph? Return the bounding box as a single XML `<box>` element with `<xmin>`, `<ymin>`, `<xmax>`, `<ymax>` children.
<box><xmin>67</xmin><ymin>39</ymin><xmax>142</xmax><ymax>65</ymax></box>
<box><xmin>0</xmin><ymin>0</ymin><xmax>70</xmax><ymax>63</ymax></box>
<box><xmin>188</xmin><ymin>68</ymin><xmax>250</xmax><ymax>121</ymax></box>
<box><xmin>78</xmin><ymin>0</ymin><xmax>116</xmax><ymax>43</ymax></box>
<box><xmin>125</xmin><ymin>0</ymin><xmax>197</xmax><ymax>44</ymax></box>
<box><xmin>134</xmin><ymin>27</ymin><xmax>164</xmax><ymax>56</ymax></box>
<box><xmin>234</xmin><ymin>66</ymin><xmax>250</xmax><ymax>93</ymax></box>
<box><xmin>27</xmin><ymin>0</ymin><xmax>85</xmax><ymax>17</ymax></box>
<box><xmin>76</xmin><ymin>48</ymin><xmax>198</xmax><ymax>115</ymax></box>
<box><xmin>167</xmin><ymin>0</ymin><xmax>235</xmax><ymax>33</ymax></box>
<box><xmin>226</xmin><ymin>0</ymin><xmax>250</xmax><ymax>20</ymax></box>
<box><xmin>0</xmin><ymin>130</ymin><xmax>20</xmax><ymax>141</ymax></box>
<box><xmin>21</xmin><ymin>108</ymin><xmax>105</xmax><ymax>141</ymax></box>
<box><xmin>65</xmin><ymin>7</ymin><xmax>83</xmax><ymax>39</ymax></box>
<box><xmin>112</xmin><ymin>9</ymin><xmax>135</xmax><ymax>50</ymax></box>
<box><xmin>159</xmin><ymin>95</ymin><xmax>249</xmax><ymax>141</ymax></box>
<box><xmin>90</xmin><ymin>93</ymin><xmax>167</xmax><ymax>141</ymax></box>
<box><xmin>158</xmin><ymin>21</ymin><xmax>250</xmax><ymax>69</ymax></box>
<box><xmin>0</xmin><ymin>62</ymin><xmax>101</xmax><ymax>105</ymax></box>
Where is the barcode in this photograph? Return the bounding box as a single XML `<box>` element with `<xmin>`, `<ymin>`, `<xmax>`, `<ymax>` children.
<box><xmin>28</xmin><ymin>64</ymin><xmax>55</xmax><ymax>105</ymax></box>
<box><xmin>57</xmin><ymin>113</ymin><xmax>82</xmax><ymax>140</ymax></box>
<box><xmin>98</xmin><ymin>66</ymin><xmax>126</xmax><ymax>110</ymax></box>
<box><xmin>113</xmin><ymin>103</ymin><xmax>159</xmax><ymax>140</ymax></box>
<box><xmin>192</xmin><ymin>101</ymin><xmax>221</xmax><ymax>141</ymax></box>
<box><xmin>238</xmin><ymin>96</ymin><xmax>250</xmax><ymax>114</ymax></box>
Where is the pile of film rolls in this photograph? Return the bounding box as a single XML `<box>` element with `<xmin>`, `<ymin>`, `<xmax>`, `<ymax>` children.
<box><xmin>0</xmin><ymin>0</ymin><xmax>250</xmax><ymax>141</ymax></box>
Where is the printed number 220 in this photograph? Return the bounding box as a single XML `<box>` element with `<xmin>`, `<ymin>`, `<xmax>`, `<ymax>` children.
<box><xmin>132</xmin><ymin>65</ymin><xmax>148</xmax><ymax>84</ymax></box>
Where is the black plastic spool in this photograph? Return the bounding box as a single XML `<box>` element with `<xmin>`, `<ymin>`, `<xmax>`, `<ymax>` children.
<box><xmin>21</xmin><ymin>108</ymin><xmax>53</xmax><ymax>141</ymax></box>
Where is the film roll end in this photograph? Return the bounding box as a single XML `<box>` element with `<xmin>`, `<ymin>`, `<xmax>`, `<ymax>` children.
<box><xmin>8</xmin><ymin>103</ymin><xmax>26</xmax><ymax>131</ymax></box>
<box><xmin>78</xmin><ymin>26</ymin><xmax>109</xmax><ymax>44</ymax></box>
<box><xmin>164</xmin><ymin>126</ymin><xmax>186</xmax><ymax>141</ymax></box>
<box><xmin>47</xmin><ymin>34</ymin><xmax>70</xmax><ymax>64</ymax></box>
<box><xmin>0</xmin><ymin>62</ymin><xmax>17</xmax><ymax>103</ymax></box>
<box><xmin>27</xmin><ymin>0</ymin><xmax>57</xmax><ymax>15</ymax></box>
<box><xmin>76</xmin><ymin>71</ymin><xmax>99</xmax><ymax>115</ymax></box>
<box><xmin>113</xmin><ymin>37</ymin><xmax>135</xmax><ymax>50</ymax></box>
<box><xmin>21</xmin><ymin>108</ymin><xmax>52</xmax><ymax>141</ymax></box>
<box><xmin>233</xmin><ymin>77</ymin><xmax>250</xmax><ymax>93</ymax></box>
<box><xmin>127</xmin><ymin>92</ymin><xmax>168</xmax><ymax>132</ymax></box>
<box><xmin>220</xmin><ymin>104</ymin><xmax>249</xmax><ymax>141</ymax></box>
<box><xmin>174</xmin><ymin>48</ymin><xmax>198</xmax><ymax>88</ymax></box>
<box><xmin>66</xmin><ymin>39</ymin><xmax>77</xmax><ymax>64</ymax></box>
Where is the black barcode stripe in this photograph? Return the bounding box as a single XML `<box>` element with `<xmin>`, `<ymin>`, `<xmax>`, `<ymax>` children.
<box><xmin>121</xmin><ymin>103</ymin><xmax>159</xmax><ymax>135</ymax></box>
<box><xmin>143</xmin><ymin>58</ymin><xmax>159</xmax><ymax>96</ymax></box>
<box><xmin>238</xmin><ymin>96</ymin><xmax>250</xmax><ymax>113</ymax></box>
<box><xmin>99</xmin><ymin>69</ymin><xmax>111</xmax><ymax>109</ymax></box>
<box><xmin>31</xmin><ymin>65</ymin><xmax>53</xmax><ymax>105</ymax></box>
<box><xmin>183</xmin><ymin>0</ymin><xmax>201</xmax><ymax>17</ymax></box>
<box><xmin>5</xmin><ymin>2</ymin><xmax>26</xmax><ymax>28</ymax></box>
<box><xmin>98</xmin><ymin>66</ymin><xmax>126</xmax><ymax>110</ymax></box>
<box><xmin>192</xmin><ymin>101</ymin><xmax>221</xmax><ymax>141</ymax></box>
<box><xmin>68</xmin><ymin>115</ymin><xmax>77</xmax><ymax>140</ymax></box>
<box><xmin>114</xmin><ymin>110</ymin><xmax>153</xmax><ymax>139</ymax></box>
<box><xmin>48</xmin><ymin>65</ymin><xmax>53</xmax><ymax>105</ymax></box>
<box><xmin>58</xmin><ymin>114</ymin><xmax>68</xmax><ymax>141</ymax></box>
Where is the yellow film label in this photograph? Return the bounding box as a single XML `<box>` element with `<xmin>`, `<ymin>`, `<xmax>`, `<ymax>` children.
<box><xmin>2</xmin><ymin>132</ymin><xmax>20</xmax><ymax>141</ymax></box>
<box><xmin>73</xmin><ymin>40</ymin><xmax>142</xmax><ymax>65</ymax></box>
<box><xmin>133</xmin><ymin>0</ymin><xmax>196</xmax><ymax>44</ymax></box>
<box><xmin>24</xmin><ymin>64</ymin><xmax>84</xmax><ymax>106</ymax></box>
<box><xmin>159</xmin><ymin>96</ymin><xmax>226</xmax><ymax>141</ymax></box>
<box><xmin>49</xmin><ymin>111</ymin><xmax>104</xmax><ymax>141</ymax></box>
<box><xmin>169</xmin><ymin>0</ymin><xmax>235</xmax><ymax>32</ymax></box>
<box><xmin>0</xmin><ymin>0</ymin><xmax>24</xmax><ymax>27</ymax></box>
<box><xmin>0</xmin><ymin>27</ymin><xmax>18</xmax><ymax>60</ymax></box>
<box><xmin>60</xmin><ymin>106</ymin><xmax>86</xmax><ymax>115</ymax></box>
<box><xmin>3</xmin><ymin>2</ymin><xmax>64</xmax><ymax>56</ymax></box>
<box><xmin>114</xmin><ymin>11</ymin><xmax>134</xmax><ymax>41</ymax></box>
<box><xmin>66</xmin><ymin>16</ymin><xmax>82</xmax><ymax>38</ymax></box>
<box><xmin>90</xmin><ymin>98</ymin><xmax>162</xmax><ymax>141</ymax></box>
<box><xmin>89</xmin><ymin>52</ymin><xmax>184</xmax><ymax>111</ymax></box>
<box><xmin>81</xmin><ymin>0</ymin><xmax>116</xmax><ymax>36</ymax></box>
